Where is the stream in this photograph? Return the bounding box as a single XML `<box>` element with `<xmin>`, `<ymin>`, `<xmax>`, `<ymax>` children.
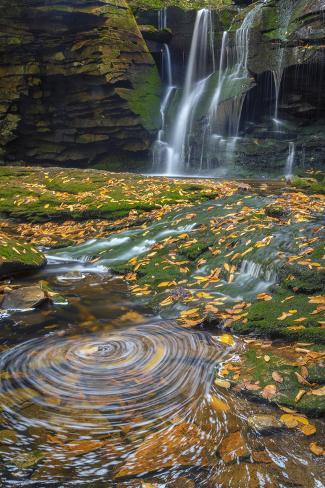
<box><xmin>0</xmin><ymin>190</ymin><xmax>324</xmax><ymax>486</ymax></box>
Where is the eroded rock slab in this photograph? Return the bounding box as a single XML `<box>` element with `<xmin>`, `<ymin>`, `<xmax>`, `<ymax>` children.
<box><xmin>115</xmin><ymin>421</ymin><xmax>217</xmax><ymax>478</ymax></box>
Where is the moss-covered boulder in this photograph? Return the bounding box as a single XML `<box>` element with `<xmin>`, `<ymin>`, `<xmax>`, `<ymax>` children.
<box><xmin>216</xmin><ymin>346</ymin><xmax>325</xmax><ymax>415</ymax></box>
<box><xmin>0</xmin><ymin>237</ymin><xmax>46</xmax><ymax>279</ymax></box>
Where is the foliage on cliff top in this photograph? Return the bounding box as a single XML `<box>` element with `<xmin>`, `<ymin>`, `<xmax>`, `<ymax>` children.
<box><xmin>128</xmin><ymin>0</ymin><xmax>234</xmax><ymax>10</ymax></box>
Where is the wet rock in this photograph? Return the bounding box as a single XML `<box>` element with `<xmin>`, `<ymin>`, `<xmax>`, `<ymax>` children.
<box><xmin>1</xmin><ymin>285</ymin><xmax>50</xmax><ymax>311</ymax></box>
<box><xmin>12</xmin><ymin>450</ymin><xmax>45</xmax><ymax>469</ymax></box>
<box><xmin>208</xmin><ymin>461</ymin><xmax>280</xmax><ymax>488</ymax></box>
<box><xmin>217</xmin><ymin>431</ymin><xmax>250</xmax><ymax>464</ymax></box>
<box><xmin>115</xmin><ymin>422</ymin><xmax>217</xmax><ymax>478</ymax></box>
<box><xmin>0</xmin><ymin>429</ymin><xmax>17</xmax><ymax>444</ymax></box>
<box><xmin>265</xmin><ymin>204</ymin><xmax>290</xmax><ymax>219</ymax></box>
<box><xmin>247</xmin><ymin>415</ymin><xmax>284</xmax><ymax>434</ymax></box>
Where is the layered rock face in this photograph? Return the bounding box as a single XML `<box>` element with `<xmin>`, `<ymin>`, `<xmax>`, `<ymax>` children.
<box><xmin>0</xmin><ymin>0</ymin><xmax>161</xmax><ymax>168</ymax></box>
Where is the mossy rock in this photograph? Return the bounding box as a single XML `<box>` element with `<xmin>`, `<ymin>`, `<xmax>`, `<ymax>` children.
<box><xmin>232</xmin><ymin>286</ymin><xmax>325</xmax><ymax>343</ymax></box>
<box><xmin>292</xmin><ymin>176</ymin><xmax>325</xmax><ymax>194</ymax></box>
<box><xmin>0</xmin><ymin>237</ymin><xmax>46</xmax><ymax>279</ymax></box>
<box><xmin>265</xmin><ymin>204</ymin><xmax>291</xmax><ymax>219</ymax></box>
<box><xmin>235</xmin><ymin>349</ymin><xmax>325</xmax><ymax>416</ymax></box>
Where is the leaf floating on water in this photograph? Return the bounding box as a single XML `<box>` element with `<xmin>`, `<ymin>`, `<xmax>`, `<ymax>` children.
<box><xmin>280</xmin><ymin>414</ymin><xmax>309</xmax><ymax>429</ymax></box>
<box><xmin>300</xmin><ymin>424</ymin><xmax>316</xmax><ymax>436</ymax></box>
<box><xmin>218</xmin><ymin>334</ymin><xmax>235</xmax><ymax>346</ymax></box>
<box><xmin>309</xmin><ymin>442</ymin><xmax>324</xmax><ymax>456</ymax></box>
<box><xmin>210</xmin><ymin>395</ymin><xmax>230</xmax><ymax>413</ymax></box>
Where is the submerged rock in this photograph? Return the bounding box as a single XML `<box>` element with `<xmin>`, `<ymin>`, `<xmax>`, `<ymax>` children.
<box><xmin>247</xmin><ymin>414</ymin><xmax>284</xmax><ymax>434</ymax></box>
<box><xmin>217</xmin><ymin>431</ymin><xmax>250</xmax><ymax>464</ymax></box>
<box><xmin>115</xmin><ymin>421</ymin><xmax>217</xmax><ymax>478</ymax></box>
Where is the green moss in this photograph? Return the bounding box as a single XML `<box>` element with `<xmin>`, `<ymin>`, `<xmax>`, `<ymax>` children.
<box><xmin>292</xmin><ymin>176</ymin><xmax>325</xmax><ymax>194</ymax></box>
<box><xmin>241</xmin><ymin>349</ymin><xmax>325</xmax><ymax>415</ymax></box>
<box><xmin>0</xmin><ymin>237</ymin><xmax>46</xmax><ymax>278</ymax></box>
<box><xmin>116</xmin><ymin>64</ymin><xmax>161</xmax><ymax>132</ymax></box>
<box><xmin>232</xmin><ymin>286</ymin><xmax>325</xmax><ymax>343</ymax></box>
<box><xmin>129</xmin><ymin>0</ymin><xmax>234</xmax><ymax>10</ymax></box>
<box><xmin>0</xmin><ymin>166</ymin><xmax>222</xmax><ymax>223</ymax></box>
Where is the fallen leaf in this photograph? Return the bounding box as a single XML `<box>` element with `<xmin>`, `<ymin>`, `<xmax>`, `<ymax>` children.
<box><xmin>252</xmin><ymin>450</ymin><xmax>272</xmax><ymax>463</ymax></box>
<box><xmin>295</xmin><ymin>389</ymin><xmax>306</xmax><ymax>403</ymax></box>
<box><xmin>309</xmin><ymin>442</ymin><xmax>324</xmax><ymax>456</ymax></box>
<box><xmin>261</xmin><ymin>384</ymin><xmax>277</xmax><ymax>400</ymax></box>
<box><xmin>218</xmin><ymin>334</ymin><xmax>235</xmax><ymax>346</ymax></box>
<box><xmin>210</xmin><ymin>395</ymin><xmax>230</xmax><ymax>413</ymax></box>
<box><xmin>264</xmin><ymin>355</ymin><xmax>270</xmax><ymax>362</ymax></box>
<box><xmin>272</xmin><ymin>371</ymin><xmax>283</xmax><ymax>383</ymax></box>
<box><xmin>309</xmin><ymin>386</ymin><xmax>325</xmax><ymax>396</ymax></box>
<box><xmin>300</xmin><ymin>424</ymin><xmax>316</xmax><ymax>436</ymax></box>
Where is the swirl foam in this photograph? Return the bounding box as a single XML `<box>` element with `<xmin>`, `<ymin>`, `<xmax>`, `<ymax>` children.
<box><xmin>0</xmin><ymin>322</ymin><xmax>224</xmax><ymax>435</ymax></box>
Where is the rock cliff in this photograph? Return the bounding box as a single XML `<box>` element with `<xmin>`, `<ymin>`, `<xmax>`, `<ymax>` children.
<box><xmin>0</xmin><ymin>0</ymin><xmax>161</xmax><ymax>169</ymax></box>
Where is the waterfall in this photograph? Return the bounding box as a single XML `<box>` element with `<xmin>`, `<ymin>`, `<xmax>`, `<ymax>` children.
<box><xmin>285</xmin><ymin>141</ymin><xmax>295</xmax><ymax>179</ymax></box>
<box><xmin>160</xmin><ymin>9</ymin><xmax>215</xmax><ymax>175</ymax></box>
<box><xmin>158</xmin><ymin>7</ymin><xmax>167</xmax><ymax>30</ymax></box>
<box><xmin>272</xmin><ymin>0</ymin><xmax>295</xmax><ymax>123</ymax></box>
<box><xmin>152</xmin><ymin>9</ymin><xmax>175</xmax><ymax>171</ymax></box>
<box><xmin>239</xmin><ymin>260</ymin><xmax>277</xmax><ymax>284</ymax></box>
<box><xmin>206</xmin><ymin>2</ymin><xmax>264</xmax><ymax>168</ymax></box>
<box><xmin>162</xmin><ymin>43</ymin><xmax>173</xmax><ymax>86</ymax></box>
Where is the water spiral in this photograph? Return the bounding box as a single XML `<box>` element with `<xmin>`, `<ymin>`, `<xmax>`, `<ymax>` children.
<box><xmin>0</xmin><ymin>322</ymin><xmax>224</xmax><ymax>436</ymax></box>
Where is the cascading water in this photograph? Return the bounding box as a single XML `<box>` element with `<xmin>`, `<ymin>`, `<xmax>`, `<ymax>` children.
<box><xmin>155</xmin><ymin>9</ymin><xmax>215</xmax><ymax>175</ymax></box>
<box><xmin>272</xmin><ymin>0</ymin><xmax>295</xmax><ymax>123</ymax></box>
<box><xmin>285</xmin><ymin>141</ymin><xmax>295</xmax><ymax>179</ymax></box>
<box><xmin>152</xmin><ymin>9</ymin><xmax>175</xmax><ymax>170</ymax></box>
<box><xmin>206</xmin><ymin>2</ymin><xmax>264</xmax><ymax>169</ymax></box>
<box><xmin>154</xmin><ymin>4</ymin><xmax>264</xmax><ymax>175</ymax></box>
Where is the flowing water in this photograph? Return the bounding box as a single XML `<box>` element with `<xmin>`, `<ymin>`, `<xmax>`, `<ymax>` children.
<box><xmin>285</xmin><ymin>141</ymin><xmax>296</xmax><ymax>179</ymax></box>
<box><xmin>154</xmin><ymin>3</ymin><xmax>265</xmax><ymax>175</ymax></box>
<box><xmin>272</xmin><ymin>0</ymin><xmax>295</xmax><ymax>124</ymax></box>
<box><xmin>156</xmin><ymin>8</ymin><xmax>215</xmax><ymax>175</ymax></box>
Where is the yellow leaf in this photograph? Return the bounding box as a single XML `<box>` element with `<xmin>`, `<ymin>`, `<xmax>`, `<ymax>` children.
<box><xmin>160</xmin><ymin>296</ymin><xmax>173</xmax><ymax>307</ymax></box>
<box><xmin>309</xmin><ymin>386</ymin><xmax>325</xmax><ymax>396</ymax></box>
<box><xmin>309</xmin><ymin>442</ymin><xmax>324</xmax><ymax>456</ymax></box>
<box><xmin>300</xmin><ymin>424</ymin><xmax>316</xmax><ymax>436</ymax></box>
<box><xmin>295</xmin><ymin>389</ymin><xmax>306</xmax><ymax>403</ymax></box>
<box><xmin>218</xmin><ymin>334</ymin><xmax>235</xmax><ymax>346</ymax></box>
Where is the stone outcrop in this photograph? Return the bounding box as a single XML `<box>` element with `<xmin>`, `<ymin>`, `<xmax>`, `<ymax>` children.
<box><xmin>0</xmin><ymin>0</ymin><xmax>161</xmax><ymax>168</ymax></box>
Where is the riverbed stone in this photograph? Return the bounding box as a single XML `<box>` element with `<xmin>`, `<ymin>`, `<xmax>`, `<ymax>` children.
<box><xmin>1</xmin><ymin>285</ymin><xmax>49</xmax><ymax>311</ymax></box>
<box><xmin>247</xmin><ymin>414</ymin><xmax>284</xmax><ymax>434</ymax></box>
<box><xmin>217</xmin><ymin>431</ymin><xmax>250</xmax><ymax>464</ymax></box>
<box><xmin>115</xmin><ymin>421</ymin><xmax>217</xmax><ymax>478</ymax></box>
